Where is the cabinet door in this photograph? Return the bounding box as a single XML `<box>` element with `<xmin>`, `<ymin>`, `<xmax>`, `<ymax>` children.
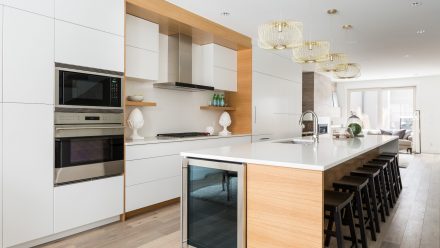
<box><xmin>4</xmin><ymin>0</ymin><xmax>54</xmax><ymax>17</ymax></box>
<box><xmin>54</xmin><ymin>176</ymin><xmax>123</xmax><ymax>233</ymax></box>
<box><xmin>213</xmin><ymin>44</ymin><xmax>237</xmax><ymax>71</ymax></box>
<box><xmin>55</xmin><ymin>20</ymin><xmax>124</xmax><ymax>72</ymax></box>
<box><xmin>213</xmin><ymin>67</ymin><xmax>237</xmax><ymax>92</ymax></box>
<box><xmin>126</xmin><ymin>155</ymin><xmax>181</xmax><ymax>186</ymax></box>
<box><xmin>3</xmin><ymin>103</ymin><xmax>54</xmax><ymax>247</ymax></box>
<box><xmin>126</xmin><ymin>46</ymin><xmax>159</xmax><ymax>80</ymax></box>
<box><xmin>3</xmin><ymin>7</ymin><xmax>54</xmax><ymax>104</ymax></box>
<box><xmin>0</xmin><ymin>7</ymin><xmax>2</xmax><ymax>102</ymax></box>
<box><xmin>0</xmin><ymin>104</ymin><xmax>3</xmax><ymax>248</ymax></box>
<box><xmin>55</xmin><ymin>0</ymin><xmax>124</xmax><ymax>36</ymax></box>
<box><xmin>126</xmin><ymin>15</ymin><xmax>159</xmax><ymax>51</ymax></box>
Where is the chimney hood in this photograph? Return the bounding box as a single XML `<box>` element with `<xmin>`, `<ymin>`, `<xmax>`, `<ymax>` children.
<box><xmin>153</xmin><ymin>34</ymin><xmax>215</xmax><ymax>92</ymax></box>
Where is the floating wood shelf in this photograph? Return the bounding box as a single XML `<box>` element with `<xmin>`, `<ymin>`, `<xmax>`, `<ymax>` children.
<box><xmin>200</xmin><ymin>106</ymin><xmax>235</xmax><ymax>111</ymax></box>
<box><xmin>125</xmin><ymin>101</ymin><xmax>157</xmax><ymax>107</ymax></box>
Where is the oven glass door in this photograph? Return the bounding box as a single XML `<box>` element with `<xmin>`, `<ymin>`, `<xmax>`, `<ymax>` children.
<box><xmin>59</xmin><ymin>70</ymin><xmax>121</xmax><ymax>107</ymax></box>
<box><xmin>55</xmin><ymin>135</ymin><xmax>123</xmax><ymax>169</ymax></box>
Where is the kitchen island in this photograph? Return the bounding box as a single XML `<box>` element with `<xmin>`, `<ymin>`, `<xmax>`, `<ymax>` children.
<box><xmin>181</xmin><ymin>135</ymin><xmax>399</xmax><ymax>248</ymax></box>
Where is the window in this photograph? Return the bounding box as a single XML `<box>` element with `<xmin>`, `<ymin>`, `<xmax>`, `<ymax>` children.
<box><xmin>348</xmin><ymin>87</ymin><xmax>415</xmax><ymax>130</ymax></box>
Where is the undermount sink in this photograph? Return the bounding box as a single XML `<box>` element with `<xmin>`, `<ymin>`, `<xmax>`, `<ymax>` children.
<box><xmin>274</xmin><ymin>139</ymin><xmax>315</xmax><ymax>145</ymax></box>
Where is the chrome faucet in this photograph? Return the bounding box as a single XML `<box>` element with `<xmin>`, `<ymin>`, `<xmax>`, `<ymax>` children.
<box><xmin>299</xmin><ymin>110</ymin><xmax>319</xmax><ymax>143</ymax></box>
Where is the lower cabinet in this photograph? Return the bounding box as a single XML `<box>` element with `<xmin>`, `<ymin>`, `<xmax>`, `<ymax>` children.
<box><xmin>125</xmin><ymin>136</ymin><xmax>251</xmax><ymax>212</ymax></box>
<box><xmin>54</xmin><ymin>176</ymin><xmax>123</xmax><ymax>233</ymax></box>
<box><xmin>3</xmin><ymin>103</ymin><xmax>54</xmax><ymax>247</ymax></box>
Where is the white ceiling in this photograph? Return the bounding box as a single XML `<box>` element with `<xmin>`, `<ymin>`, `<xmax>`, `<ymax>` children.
<box><xmin>167</xmin><ymin>0</ymin><xmax>440</xmax><ymax>81</ymax></box>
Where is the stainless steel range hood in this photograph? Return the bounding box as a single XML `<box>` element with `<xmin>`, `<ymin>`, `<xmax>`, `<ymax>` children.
<box><xmin>154</xmin><ymin>34</ymin><xmax>214</xmax><ymax>91</ymax></box>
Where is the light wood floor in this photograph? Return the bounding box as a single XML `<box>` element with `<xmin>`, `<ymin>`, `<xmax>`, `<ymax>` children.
<box><xmin>39</xmin><ymin>153</ymin><xmax>440</xmax><ymax>248</ymax></box>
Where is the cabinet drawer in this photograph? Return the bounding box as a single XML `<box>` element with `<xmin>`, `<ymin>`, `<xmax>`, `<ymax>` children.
<box><xmin>126</xmin><ymin>14</ymin><xmax>159</xmax><ymax>51</ymax></box>
<box><xmin>126</xmin><ymin>46</ymin><xmax>159</xmax><ymax>80</ymax></box>
<box><xmin>126</xmin><ymin>176</ymin><xmax>180</xmax><ymax>211</ymax></box>
<box><xmin>55</xmin><ymin>0</ymin><xmax>124</xmax><ymax>36</ymax></box>
<box><xmin>126</xmin><ymin>155</ymin><xmax>181</xmax><ymax>186</ymax></box>
<box><xmin>54</xmin><ymin>176</ymin><xmax>123</xmax><ymax>233</ymax></box>
<box><xmin>55</xmin><ymin>20</ymin><xmax>124</xmax><ymax>72</ymax></box>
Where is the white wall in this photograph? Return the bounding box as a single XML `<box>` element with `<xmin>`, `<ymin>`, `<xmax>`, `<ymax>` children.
<box><xmin>125</xmin><ymin>34</ymin><xmax>223</xmax><ymax>137</ymax></box>
<box><xmin>337</xmin><ymin>75</ymin><xmax>440</xmax><ymax>154</ymax></box>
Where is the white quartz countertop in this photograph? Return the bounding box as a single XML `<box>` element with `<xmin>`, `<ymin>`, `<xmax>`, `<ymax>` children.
<box><xmin>125</xmin><ymin>134</ymin><xmax>251</xmax><ymax>146</ymax></box>
<box><xmin>181</xmin><ymin>135</ymin><xmax>399</xmax><ymax>171</ymax></box>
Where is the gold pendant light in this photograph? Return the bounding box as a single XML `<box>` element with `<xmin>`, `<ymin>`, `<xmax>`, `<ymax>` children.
<box><xmin>318</xmin><ymin>53</ymin><xmax>348</xmax><ymax>71</ymax></box>
<box><xmin>292</xmin><ymin>41</ymin><xmax>330</xmax><ymax>63</ymax></box>
<box><xmin>334</xmin><ymin>63</ymin><xmax>361</xmax><ymax>78</ymax></box>
<box><xmin>258</xmin><ymin>20</ymin><xmax>303</xmax><ymax>50</ymax></box>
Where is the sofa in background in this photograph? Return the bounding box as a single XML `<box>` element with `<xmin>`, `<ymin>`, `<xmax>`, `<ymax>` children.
<box><xmin>367</xmin><ymin>129</ymin><xmax>413</xmax><ymax>153</ymax></box>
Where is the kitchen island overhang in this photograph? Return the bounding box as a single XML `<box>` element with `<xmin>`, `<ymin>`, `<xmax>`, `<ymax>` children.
<box><xmin>180</xmin><ymin>135</ymin><xmax>399</xmax><ymax>248</ymax></box>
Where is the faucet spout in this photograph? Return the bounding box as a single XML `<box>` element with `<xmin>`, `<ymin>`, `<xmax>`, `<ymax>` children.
<box><xmin>299</xmin><ymin>110</ymin><xmax>319</xmax><ymax>143</ymax></box>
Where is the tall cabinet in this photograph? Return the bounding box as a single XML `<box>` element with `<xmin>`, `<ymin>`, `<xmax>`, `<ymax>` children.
<box><xmin>252</xmin><ymin>48</ymin><xmax>302</xmax><ymax>141</ymax></box>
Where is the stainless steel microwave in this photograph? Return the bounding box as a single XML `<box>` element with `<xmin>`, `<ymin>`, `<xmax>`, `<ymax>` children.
<box><xmin>55</xmin><ymin>64</ymin><xmax>123</xmax><ymax>110</ymax></box>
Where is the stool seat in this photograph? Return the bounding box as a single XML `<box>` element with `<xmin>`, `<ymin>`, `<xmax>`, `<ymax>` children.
<box><xmin>325</xmin><ymin>191</ymin><xmax>354</xmax><ymax>209</ymax></box>
<box><xmin>334</xmin><ymin>176</ymin><xmax>369</xmax><ymax>189</ymax></box>
<box><xmin>351</xmin><ymin>167</ymin><xmax>381</xmax><ymax>177</ymax></box>
<box><xmin>365</xmin><ymin>161</ymin><xmax>387</xmax><ymax>169</ymax></box>
<box><xmin>381</xmin><ymin>152</ymin><xmax>397</xmax><ymax>157</ymax></box>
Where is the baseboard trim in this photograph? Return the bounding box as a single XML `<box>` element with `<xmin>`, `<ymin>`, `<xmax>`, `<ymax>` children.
<box><xmin>125</xmin><ymin>198</ymin><xmax>180</xmax><ymax>219</ymax></box>
<box><xmin>10</xmin><ymin>216</ymin><xmax>120</xmax><ymax>248</ymax></box>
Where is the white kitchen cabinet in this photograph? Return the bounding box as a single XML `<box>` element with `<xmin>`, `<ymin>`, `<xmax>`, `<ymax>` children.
<box><xmin>0</xmin><ymin>7</ymin><xmax>2</xmax><ymax>102</ymax></box>
<box><xmin>3</xmin><ymin>103</ymin><xmax>54</xmax><ymax>247</ymax></box>
<box><xmin>126</xmin><ymin>155</ymin><xmax>181</xmax><ymax>187</ymax></box>
<box><xmin>55</xmin><ymin>0</ymin><xmax>124</xmax><ymax>36</ymax></box>
<box><xmin>0</xmin><ymin>104</ymin><xmax>3</xmax><ymax>248</ymax></box>
<box><xmin>253</xmin><ymin>48</ymin><xmax>302</xmax><ymax>83</ymax></box>
<box><xmin>125</xmin><ymin>136</ymin><xmax>251</xmax><ymax>211</ymax></box>
<box><xmin>126</xmin><ymin>14</ymin><xmax>159</xmax><ymax>51</ymax></box>
<box><xmin>3</xmin><ymin>7</ymin><xmax>54</xmax><ymax>104</ymax></box>
<box><xmin>126</xmin><ymin>46</ymin><xmax>159</xmax><ymax>80</ymax></box>
<box><xmin>126</xmin><ymin>176</ymin><xmax>180</xmax><ymax>212</ymax></box>
<box><xmin>54</xmin><ymin>176</ymin><xmax>123</xmax><ymax>233</ymax></box>
<box><xmin>55</xmin><ymin>20</ymin><xmax>124</xmax><ymax>72</ymax></box>
<box><xmin>4</xmin><ymin>0</ymin><xmax>54</xmax><ymax>17</ymax></box>
<box><xmin>202</xmin><ymin>44</ymin><xmax>237</xmax><ymax>91</ymax></box>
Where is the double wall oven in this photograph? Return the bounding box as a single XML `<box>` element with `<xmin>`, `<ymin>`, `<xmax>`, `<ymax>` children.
<box><xmin>54</xmin><ymin>64</ymin><xmax>124</xmax><ymax>186</ymax></box>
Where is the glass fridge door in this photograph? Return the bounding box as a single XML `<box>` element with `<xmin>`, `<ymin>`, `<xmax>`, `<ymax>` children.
<box><xmin>183</xmin><ymin>159</ymin><xmax>245</xmax><ymax>248</ymax></box>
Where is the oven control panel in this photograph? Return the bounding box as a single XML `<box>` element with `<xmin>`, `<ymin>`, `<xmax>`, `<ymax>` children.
<box><xmin>55</xmin><ymin>112</ymin><xmax>124</xmax><ymax>125</ymax></box>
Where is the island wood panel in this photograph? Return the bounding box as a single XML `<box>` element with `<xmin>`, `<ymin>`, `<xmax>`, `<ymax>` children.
<box><xmin>323</xmin><ymin>148</ymin><xmax>379</xmax><ymax>190</ymax></box>
<box><xmin>247</xmin><ymin>164</ymin><xmax>323</xmax><ymax>248</ymax></box>
<box><xmin>125</xmin><ymin>0</ymin><xmax>252</xmax><ymax>50</ymax></box>
<box><xmin>225</xmin><ymin>49</ymin><xmax>252</xmax><ymax>134</ymax></box>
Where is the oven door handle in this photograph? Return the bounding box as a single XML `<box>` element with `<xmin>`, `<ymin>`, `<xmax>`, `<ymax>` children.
<box><xmin>55</xmin><ymin>126</ymin><xmax>124</xmax><ymax>131</ymax></box>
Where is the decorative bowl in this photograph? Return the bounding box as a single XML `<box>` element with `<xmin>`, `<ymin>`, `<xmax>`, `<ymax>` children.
<box><xmin>127</xmin><ymin>95</ymin><xmax>144</xmax><ymax>102</ymax></box>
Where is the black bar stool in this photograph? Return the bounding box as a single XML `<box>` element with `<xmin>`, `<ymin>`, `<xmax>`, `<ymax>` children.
<box><xmin>324</xmin><ymin>190</ymin><xmax>358</xmax><ymax>248</ymax></box>
<box><xmin>380</xmin><ymin>152</ymin><xmax>403</xmax><ymax>191</ymax></box>
<box><xmin>350</xmin><ymin>167</ymin><xmax>385</xmax><ymax>232</ymax></box>
<box><xmin>366</xmin><ymin>160</ymin><xmax>396</xmax><ymax>207</ymax></box>
<box><xmin>333</xmin><ymin>176</ymin><xmax>376</xmax><ymax>248</ymax></box>
<box><xmin>364</xmin><ymin>161</ymin><xmax>394</xmax><ymax>211</ymax></box>
<box><xmin>373</xmin><ymin>156</ymin><xmax>400</xmax><ymax>197</ymax></box>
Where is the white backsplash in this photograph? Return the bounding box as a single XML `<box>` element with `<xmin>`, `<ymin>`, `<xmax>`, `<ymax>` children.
<box><xmin>125</xmin><ymin>79</ymin><xmax>224</xmax><ymax>137</ymax></box>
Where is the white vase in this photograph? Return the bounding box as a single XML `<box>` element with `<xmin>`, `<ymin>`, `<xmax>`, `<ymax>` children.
<box><xmin>218</xmin><ymin>111</ymin><xmax>232</xmax><ymax>136</ymax></box>
<box><xmin>127</xmin><ymin>108</ymin><xmax>144</xmax><ymax>140</ymax></box>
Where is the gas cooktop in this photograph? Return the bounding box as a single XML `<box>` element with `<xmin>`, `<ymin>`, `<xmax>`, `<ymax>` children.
<box><xmin>156</xmin><ymin>132</ymin><xmax>210</xmax><ymax>138</ymax></box>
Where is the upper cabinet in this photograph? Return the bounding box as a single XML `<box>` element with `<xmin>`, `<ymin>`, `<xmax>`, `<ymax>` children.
<box><xmin>126</xmin><ymin>15</ymin><xmax>159</xmax><ymax>51</ymax></box>
<box><xmin>4</xmin><ymin>0</ymin><xmax>54</xmax><ymax>17</ymax></box>
<box><xmin>55</xmin><ymin>0</ymin><xmax>124</xmax><ymax>36</ymax></box>
<box><xmin>3</xmin><ymin>7</ymin><xmax>54</xmax><ymax>104</ymax></box>
<box><xmin>202</xmin><ymin>44</ymin><xmax>237</xmax><ymax>92</ymax></box>
<box><xmin>54</xmin><ymin>0</ymin><xmax>124</xmax><ymax>72</ymax></box>
<box><xmin>125</xmin><ymin>15</ymin><xmax>159</xmax><ymax>80</ymax></box>
<box><xmin>55</xmin><ymin>20</ymin><xmax>124</xmax><ymax>72</ymax></box>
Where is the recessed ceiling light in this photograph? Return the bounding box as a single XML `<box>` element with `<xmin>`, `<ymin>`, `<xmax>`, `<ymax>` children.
<box><xmin>220</xmin><ymin>11</ymin><xmax>231</xmax><ymax>17</ymax></box>
<box><xmin>327</xmin><ymin>9</ymin><xmax>338</xmax><ymax>15</ymax></box>
<box><xmin>416</xmin><ymin>29</ymin><xmax>425</xmax><ymax>34</ymax></box>
<box><xmin>342</xmin><ymin>24</ymin><xmax>353</xmax><ymax>30</ymax></box>
<box><xmin>411</xmin><ymin>2</ymin><xmax>422</xmax><ymax>7</ymax></box>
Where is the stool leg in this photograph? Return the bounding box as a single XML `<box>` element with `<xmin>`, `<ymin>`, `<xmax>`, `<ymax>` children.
<box><xmin>391</xmin><ymin>161</ymin><xmax>400</xmax><ymax>197</ymax></box>
<box><xmin>363</xmin><ymin>187</ymin><xmax>377</xmax><ymax>241</ymax></box>
<box><xmin>324</xmin><ymin>210</ymin><xmax>334</xmax><ymax>247</ymax></box>
<box><xmin>355</xmin><ymin>191</ymin><xmax>368</xmax><ymax>248</ymax></box>
<box><xmin>385</xmin><ymin>167</ymin><xmax>396</xmax><ymax>207</ymax></box>
<box><xmin>334</xmin><ymin>210</ymin><xmax>344</xmax><ymax>248</ymax></box>
<box><xmin>345</xmin><ymin>202</ymin><xmax>358</xmax><ymax>248</ymax></box>
<box><xmin>395</xmin><ymin>159</ymin><xmax>403</xmax><ymax>191</ymax></box>
<box><xmin>375</xmin><ymin>177</ymin><xmax>386</xmax><ymax>222</ymax></box>
<box><xmin>379</xmin><ymin>170</ymin><xmax>391</xmax><ymax>215</ymax></box>
<box><xmin>368</xmin><ymin>178</ymin><xmax>381</xmax><ymax>232</ymax></box>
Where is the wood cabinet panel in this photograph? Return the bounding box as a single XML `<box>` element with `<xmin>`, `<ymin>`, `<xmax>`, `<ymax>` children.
<box><xmin>247</xmin><ymin>164</ymin><xmax>323</xmax><ymax>248</ymax></box>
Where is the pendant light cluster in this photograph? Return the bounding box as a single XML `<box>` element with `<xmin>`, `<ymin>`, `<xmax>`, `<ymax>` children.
<box><xmin>257</xmin><ymin>8</ymin><xmax>361</xmax><ymax>79</ymax></box>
